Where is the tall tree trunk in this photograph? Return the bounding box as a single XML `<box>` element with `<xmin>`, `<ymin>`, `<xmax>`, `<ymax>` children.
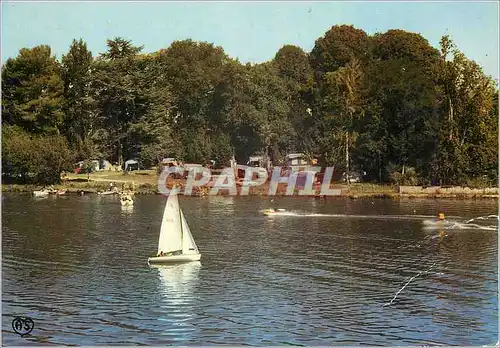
<box><xmin>460</xmin><ymin>129</ymin><xmax>466</xmax><ymax>146</ymax></box>
<box><xmin>448</xmin><ymin>97</ymin><xmax>454</xmax><ymax>140</ymax></box>
<box><xmin>378</xmin><ymin>151</ymin><xmax>382</xmax><ymax>184</ymax></box>
<box><xmin>265</xmin><ymin>144</ymin><xmax>269</xmax><ymax>166</ymax></box>
<box><xmin>345</xmin><ymin>130</ymin><xmax>349</xmax><ymax>185</ymax></box>
<box><xmin>118</xmin><ymin>140</ymin><xmax>123</xmax><ymax>168</ymax></box>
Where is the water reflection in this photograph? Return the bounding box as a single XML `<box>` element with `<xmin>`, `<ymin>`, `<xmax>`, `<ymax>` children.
<box><xmin>152</xmin><ymin>261</ymin><xmax>201</xmax><ymax>303</ymax></box>
<box><xmin>149</xmin><ymin>262</ymin><xmax>201</xmax><ymax>343</ymax></box>
<box><xmin>121</xmin><ymin>205</ymin><xmax>134</xmax><ymax>214</ymax></box>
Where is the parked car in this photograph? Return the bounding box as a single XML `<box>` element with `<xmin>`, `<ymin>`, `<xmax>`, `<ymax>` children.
<box><xmin>247</xmin><ymin>155</ymin><xmax>265</xmax><ymax>167</ymax></box>
<box><xmin>341</xmin><ymin>171</ymin><xmax>366</xmax><ymax>183</ymax></box>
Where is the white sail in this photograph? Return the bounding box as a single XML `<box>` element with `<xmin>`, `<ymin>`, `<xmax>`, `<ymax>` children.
<box><xmin>158</xmin><ymin>194</ymin><xmax>183</xmax><ymax>254</ymax></box>
<box><xmin>181</xmin><ymin>210</ymin><xmax>199</xmax><ymax>255</ymax></box>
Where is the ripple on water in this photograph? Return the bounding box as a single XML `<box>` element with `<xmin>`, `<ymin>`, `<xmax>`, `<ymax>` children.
<box><xmin>1</xmin><ymin>195</ymin><xmax>497</xmax><ymax>345</ymax></box>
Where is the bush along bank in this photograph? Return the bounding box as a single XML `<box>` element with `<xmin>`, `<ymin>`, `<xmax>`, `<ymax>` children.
<box><xmin>3</xmin><ymin>181</ymin><xmax>498</xmax><ymax>199</ymax></box>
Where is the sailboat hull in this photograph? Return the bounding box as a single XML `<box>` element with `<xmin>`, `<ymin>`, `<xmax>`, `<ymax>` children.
<box><xmin>148</xmin><ymin>253</ymin><xmax>201</xmax><ymax>264</ymax></box>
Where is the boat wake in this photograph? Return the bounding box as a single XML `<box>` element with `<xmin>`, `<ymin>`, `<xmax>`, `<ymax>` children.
<box><xmin>384</xmin><ymin>262</ymin><xmax>437</xmax><ymax>307</ymax></box>
<box><xmin>263</xmin><ymin>211</ymin><xmax>444</xmax><ymax>220</ymax></box>
<box><xmin>263</xmin><ymin>210</ymin><xmax>498</xmax><ymax>231</ymax></box>
<box><xmin>422</xmin><ymin>214</ymin><xmax>498</xmax><ymax>231</ymax></box>
<box><xmin>465</xmin><ymin>214</ymin><xmax>499</xmax><ymax>224</ymax></box>
<box><xmin>384</xmin><ymin>214</ymin><xmax>497</xmax><ymax>309</ymax></box>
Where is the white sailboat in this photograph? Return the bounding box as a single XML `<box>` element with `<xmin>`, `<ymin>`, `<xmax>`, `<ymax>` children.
<box><xmin>120</xmin><ymin>193</ymin><xmax>134</xmax><ymax>207</ymax></box>
<box><xmin>148</xmin><ymin>193</ymin><xmax>201</xmax><ymax>264</ymax></box>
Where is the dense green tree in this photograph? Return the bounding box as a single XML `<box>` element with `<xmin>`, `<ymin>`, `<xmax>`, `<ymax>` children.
<box><xmin>359</xmin><ymin>59</ymin><xmax>438</xmax><ymax>182</ymax></box>
<box><xmin>433</xmin><ymin>35</ymin><xmax>498</xmax><ymax>185</ymax></box>
<box><xmin>350</xmin><ymin>30</ymin><xmax>442</xmax><ymax>183</ymax></box>
<box><xmin>100</xmin><ymin>37</ymin><xmax>144</xmax><ymax>60</ymax></box>
<box><xmin>157</xmin><ymin>40</ymin><xmax>231</xmax><ymax>163</ymax></box>
<box><xmin>274</xmin><ymin>45</ymin><xmax>312</xmax><ymax>85</ymax></box>
<box><xmin>2</xmin><ymin>27</ymin><xmax>497</xmax><ymax>187</ymax></box>
<box><xmin>310</xmin><ymin>25</ymin><xmax>371</xmax><ymax>74</ymax></box>
<box><xmin>225</xmin><ymin>63</ymin><xmax>294</xmax><ymax>163</ymax></box>
<box><xmin>2</xmin><ymin>45</ymin><xmax>65</xmax><ymax>134</ymax></box>
<box><xmin>92</xmin><ymin>38</ymin><xmax>173</xmax><ymax>166</ymax></box>
<box><xmin>321</xmin><ymin>57</ymin><xmax>365</xmax><ymax>182</ymax></box>
<box><xmin>372</xmin><ymin>29</ymin><xmax>440</xmax><ymax>66</ymax></box>
<box><xmin>220</xmin><ymin>62</ymin><xmax>263</xmax><ymax>162</ymax></box>
<box><xmin>126</xmin><ymin>53</ymin><xmax>175</xmax><ymax>168</ymax></box>
<box><xmin>309</xmin><ymin>25</ymin><xmax>371</xmax><ymax>169</ymax></box>
<box><xmin>61</xmin><ymin>39</ymin><xmax>96</xmax><ymax>160</ymax></box>
<box><xmin>273</xmin><ymin>45</ymin><xmax>317</xmax><ymax>155</ymax></box>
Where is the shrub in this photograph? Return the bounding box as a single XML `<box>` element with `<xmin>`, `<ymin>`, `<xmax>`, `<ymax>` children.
<box><xmin>389</xmin><ymin>165</ymin><xmax>418</xmax><ymax>186</ymax></box>
<box><xmin>2</xmin><ymin>125</ymin><xmax>72</xmax><ymax>184</ymax></box>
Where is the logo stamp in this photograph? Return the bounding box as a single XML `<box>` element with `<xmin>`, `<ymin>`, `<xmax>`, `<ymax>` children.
<box><xmin>12</xmin><ymin>317</ymin><xmax>34</xmax><ymax>337</ymax></box>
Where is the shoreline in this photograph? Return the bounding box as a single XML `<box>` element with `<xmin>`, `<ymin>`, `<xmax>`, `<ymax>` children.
<box><xmin>2</xmin><ymin>181</ymin><xmax>498</xmax><ymax>200</ymax></box>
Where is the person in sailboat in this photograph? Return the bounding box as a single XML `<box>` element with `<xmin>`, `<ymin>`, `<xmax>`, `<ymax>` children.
<box><xmin>157</xmin><ymin>250</ymin><xmax>183</xmax><ymax>257</ymax></box>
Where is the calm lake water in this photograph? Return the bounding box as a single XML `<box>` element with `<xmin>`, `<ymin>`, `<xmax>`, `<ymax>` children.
<box><xmin>2</xmin><ymin>193</ymin><xmax>498</xmax><ymax>346</ymax></box>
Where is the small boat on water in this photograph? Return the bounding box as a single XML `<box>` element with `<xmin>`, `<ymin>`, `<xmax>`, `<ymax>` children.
<box><xmin>120</xmin><ymin>193</ymin><xmax>134</xmax><ymax>207</ymax></box>
<box><xmin>148</xmin><ymin>193</ymin><xmax>201</xmax><ymax>264</ymax></box>
<box><xmin>34</xmin><ymin>188</ymin><xmax>67</xmax><ymax>197</ymax></box>
<box><xmin>97</xmin><ymin>190</ymin><xmax>116</xmax><ymax>195</ymax></box>
<box><xmin>261</xmin><ymin>208</ymin><xmax>287</xmax><ymax>216</ymax></box>
<box><xmin>422</xmin><ymin>212</ymin><xmax>456</xmax><ymax>230</ymax></box>
<box><xmin>33</xmin><ymin>190</ymin><xmax>50</xmax><ymax>197</ymax></box>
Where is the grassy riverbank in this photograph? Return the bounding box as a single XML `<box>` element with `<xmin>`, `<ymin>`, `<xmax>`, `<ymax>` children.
<box><xmin>2</xmin><ymin>170</ymin><xmax>498</xmax><ymax>199</ymax></box>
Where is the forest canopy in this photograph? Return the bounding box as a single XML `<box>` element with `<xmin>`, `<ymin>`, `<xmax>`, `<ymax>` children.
<box><xmin>2</xmin><ymin>25</ymin><xmax>498</xmax><ymax>186</ymax></box>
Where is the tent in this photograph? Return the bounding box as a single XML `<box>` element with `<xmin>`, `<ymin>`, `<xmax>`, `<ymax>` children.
<box><xmin>100</xmin><ymin>159</ymin><xmax>113</xmax><ymax>171</ymax></box>
<box><xmin>124</xmin><ymin>159</ymin><xmax>140</xmax><ymax>171</ymax></box>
